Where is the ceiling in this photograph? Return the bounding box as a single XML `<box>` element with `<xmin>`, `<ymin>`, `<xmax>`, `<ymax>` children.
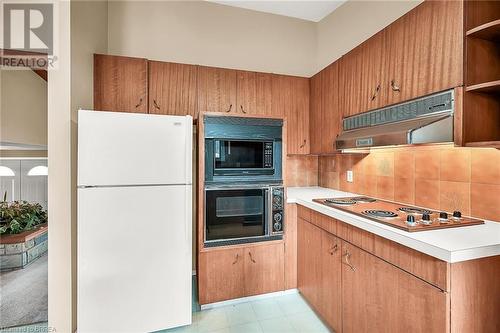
<box><xmin>207</xmin><ymin>1</ymin><xmax>348</xmax><ymax>22</ymax></box>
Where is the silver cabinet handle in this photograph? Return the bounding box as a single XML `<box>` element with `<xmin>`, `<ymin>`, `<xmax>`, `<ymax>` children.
<box><xmin>135</xmin><ymin>98</ymin><xmax>143</xmax><ymax>108</ymax></box>
<box><xmin>232</xmin><ymin>254</ymin><xmax>239</xmax><ymax>265</ymax></box>
<box><xmin>153</xmin><ymin>99</ymin><xmax>160</xmax><ymax>110</ymax></box>
<box><xmin>391</xmin><ymin>80</ymin><xmax>401</xmax><ymax>92</ymax></box>
<box><xmin>248</xmin><ymin>251</ymin><xmax>256</xmax><ymax>263</ymax></box>
<box><xmin>343</xmin><ymin>250</ymin><xmax>356</xmax><ymax>271</ymax></box>
<box><xmin>371</xmin><ymin>84</ymin><xmax>381</xmax><ymax>101</ymax></box>
<box><xmin>240</xmin><ymin>105</ymin><xmax>247</xmax><ymax>114</ymax></box>
<box><xmin>225</xmin><ymin>104</ymin><xmax>233</xmax><ymax>113</ymax></box>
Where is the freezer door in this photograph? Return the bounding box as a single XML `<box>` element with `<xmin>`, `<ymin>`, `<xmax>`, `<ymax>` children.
<box><xmin>78</xmin><ymin>110</ymin><xmax>192</xmax><ymax>186</ymax></box>
<box><xmin>77</xmin><ymin>185</ymin><xmax>192</xmax><ymax>333</ymax></box>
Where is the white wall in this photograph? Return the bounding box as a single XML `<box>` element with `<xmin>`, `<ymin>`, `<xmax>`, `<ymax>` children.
<box><xmin>107</xmin><ymin>0</ymin><xmax>317</xmax><ymax>77</ymax></box>
<box><xmin>316</xmin><ymin>0</ymin><xmax>422</xmax><ymax>72</ymax></box>
<box><xmin>0</xmin><ymin>70</ymin><xmax>48</xmax><ymax>146</ymax></box>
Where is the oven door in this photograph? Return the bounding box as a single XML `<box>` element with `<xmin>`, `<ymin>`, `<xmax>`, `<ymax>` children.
<box><xmin>213</xmin><ymin>140</ymin><xmax>274</xmax><ymax>176</ymax></box>
<box><xmin>205</xmin><ymin>187</ymin><xmax>269</xmax><ymax>243</ymax></box>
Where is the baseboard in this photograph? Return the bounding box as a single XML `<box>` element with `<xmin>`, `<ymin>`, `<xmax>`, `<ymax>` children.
<box><xmin>200</xmin><ymin>288</ymin><xmax>299</xmax><ymax>310</ymax></box>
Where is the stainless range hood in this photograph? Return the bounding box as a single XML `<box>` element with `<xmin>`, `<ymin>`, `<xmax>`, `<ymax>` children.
<box><xmin>336</xmin><ymin>90</ymin><xmax>454</xmax><ymax>150</ymax></box>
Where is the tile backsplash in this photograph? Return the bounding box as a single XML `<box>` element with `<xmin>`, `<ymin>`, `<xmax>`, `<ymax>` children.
<box><xmin>318</xmin><ymin>145</ymin><xmax>500</xmax><ymax>222</ymax></box>
<box><xmin>286</xmin><ymin>155</ymin><xmax>318</xmax><ymax>187</ymax></box>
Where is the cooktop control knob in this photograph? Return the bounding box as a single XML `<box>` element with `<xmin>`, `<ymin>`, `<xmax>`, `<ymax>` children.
<box><xmin>406</xmin><ymin>215</ymin><xmax>417</xmax><ymax>226</ymax></box>
<box><xmin>439</xmin><ymin>212</ymin><xmax>448</xmax><ymax>219</ymax></box>
<box><xmin>420</xmin><ymin>213</ymin><xmax>432</xmax><ymax>225</ymax></box>
<box><xmin>453</xmin><ymin>211</ymin><xmax>462</xmax><ymax>218</ymax></box>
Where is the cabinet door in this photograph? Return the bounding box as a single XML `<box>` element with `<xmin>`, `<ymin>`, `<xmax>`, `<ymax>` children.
<box><xmin>342</xmin><ymin>242</ymin><xmax>448</xmax><ymax>333</ymax></box>
<box><xmin>255</xmin><ymin>72</ymin><xmax>273</xmax><ymax>116</ymax></box>
<box><xmin>319</xmin><ymin>231</ymin><xmax>342</xmax><ymax>332</ymax></box>
<box><xmin>198</xmin><ymin>248</ymin><xmax>244</xmax><ymax>304</ymax></box>
<box><xmin>236</xmin><ymin>70</ymin><xmax>256</xmax><ymax>114</ymax></box>
<box><xmin>297</xmin><ymin>219</ymin><xmax>322</xmax><ymax>307</ymax></box>
<box><xmin>321</xmin><ymin>62</ymin><xmax>342</xmax><ymax>154</ymax></box>
<box><xmin>385</xmin><ymin>0</ymin><xmax>463</xmax><ymax>105</ymax></box>
<box><xmin>94</xmin><ymin>54</ymin><xmax>148</xmax><ymax>113</ymax></box>
<box><xmin>275</xmin><ymin>75</ymin><xmax>310</xmax><ymax>155</ymax></box>
<box><xmin>197</xmin><ymin>66</ymin><xmax>237</xmax><ymax>114</ymax></box>
<box><xmin>342</xmin><ymin>32</ymin><xmax>385</xmax><ymax>117</ymax></box>
<box><xmin>309</xmin><ymin>70</ymin><xmax>323</xmax><ymax>154</ymax></box>
<box><xmin>148</xmin><ymin>61</ymin><xmax>197</xmax><ymax>117</ymax></box>
<box><xmin>244</xmin><ymin>243</ymin><xmax>284</xmax><ymax>296</ymax></box>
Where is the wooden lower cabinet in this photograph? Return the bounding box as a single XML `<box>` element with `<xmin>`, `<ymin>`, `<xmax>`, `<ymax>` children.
<box><xmin>198</xmin><ymin>248</ymin><xmax>245</xmax><ymax>304</ymax></box>
<box><xmin>341</xmin><ymin>242</ymin><xmax>448</xmax><ymax>333</ymax></box>
<box><xmin>198</xmin><ymin>242</ymin><xmax>284</xmax><ymax>305</ymax></box>
<box><xmin>320</xmin><ymin>232</ymin><xmax>342</xmax><ymax>332</ymax></box>
<box><xmin>297</xmin><ymin>218</ymin><xmax>322</xmax><ymax>307</ymax></box>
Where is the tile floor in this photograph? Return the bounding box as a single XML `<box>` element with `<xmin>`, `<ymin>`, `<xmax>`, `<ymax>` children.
<box><xmin>161</xmin><ymin>292</ymin><xmax>330</xmax><ymax>333</ymax></box>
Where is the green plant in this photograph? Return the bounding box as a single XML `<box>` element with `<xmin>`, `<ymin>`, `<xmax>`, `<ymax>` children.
<box><xmin>0</xmin><ymin>199</ymin><xmax>47</xmax><ymax>235</ymax></box>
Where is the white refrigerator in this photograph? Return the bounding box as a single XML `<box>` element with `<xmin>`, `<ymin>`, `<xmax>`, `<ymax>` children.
<box><xmin>77</xmin><ymin>110</ymin><xmax>192</xmax><ymax>333</ymax></box>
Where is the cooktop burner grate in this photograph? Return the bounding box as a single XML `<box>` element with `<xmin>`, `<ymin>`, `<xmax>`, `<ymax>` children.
<box><xmin>325</xmin><ymin>198</ymin><xmax>356</xmax><ymax>205</ymax></box>
<box><xmin>398</xmin><ymin>207</ymin><xmax>432</xmax><ymax>215</ymax></box>
<box><xmin>362</xmin><ymin>210</ymin><xmax>398</xmax><ymax>218</ymax></box>
<box><xmin>352</xmin><ymin>196</ymin><xmax>377</xmax><ymax>203</ymax></box>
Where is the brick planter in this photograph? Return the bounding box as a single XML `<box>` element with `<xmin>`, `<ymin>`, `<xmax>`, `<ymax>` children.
<box><xmin>0</xmin><ymin>223</ymin><xmax>48</xmax><ymax>271</ymax></box>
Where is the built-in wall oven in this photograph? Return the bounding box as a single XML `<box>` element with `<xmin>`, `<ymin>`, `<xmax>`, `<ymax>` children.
<box><xmin>204</xmin><ymin>116</ymin><xmax>282</xmax><ymax>183</ymax></box>
<box><xmin>204</xmin><ymin>185</ymin><xmax>284</xmax><ymax>247</ymax></box>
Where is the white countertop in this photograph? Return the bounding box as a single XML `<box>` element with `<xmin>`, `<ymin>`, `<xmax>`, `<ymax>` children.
<box><xmin>287</xmin><ymin>187</ymin><xmax>500</xmax><ymax>263</ymax></box>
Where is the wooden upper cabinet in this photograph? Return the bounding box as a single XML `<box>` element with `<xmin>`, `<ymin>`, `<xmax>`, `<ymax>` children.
<box><xmin>385</xmin><ymin>0</ymin><xmax>463</xmax><ymax>106</ymax></box>
<box><xmin>243</xmin><ymin>243</ymin><xmax>284</xmax><ymax>296</ymax></box>
<box><xmin>94</xmin><ymin>54</ymin><xmax>148</xmax><ymax>113</ymax></box>
<box><xmin>321</xmin><ymin>62</ymin><xmax>342</xmax><ymax>154</ymax></box>
<box><xmin>342</xmin><ymin>32</ymin><xmax>385</xmax><ymax>117</ymax></box>
<box><xmin>236</xmin><ymin>70</ymin><xmax>256</xmax><ymax>114</ymax></box>
<box><xmin>148</xmin><ymin>61</ymin><xmax>197</xmax><ymax>117</ymax></box>
<box><xmin>342</xmin><ymin>242</ymin><xmax>448</xmax><ymax>333</ymax></box>
<box><xmin>255</xmin><ymin>72</ymin><xmax>273</xmax><ymax>116</ymax></box>
<box><xmin>197</xmin><ymin>66</ymin><xmax>237</xmax><ymax>114</ymax></box>
<box><xmin>309</xmin><ymin>70</ymin><xmax>323</xmax><ymax>155</ymax></box>
<box><xmin>273</xmin><ymin>75</ymin><xmax>310</xmax><ymax>155</ymax></box>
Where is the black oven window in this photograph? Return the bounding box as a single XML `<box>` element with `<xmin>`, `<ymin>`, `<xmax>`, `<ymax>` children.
<box><xmin>214</xmin><ymin>141</ymin><xmax>264</xmax><ymax>169</ymax></box>
<box><xmin>206</xmin><ymin>189</ymin><xmax>266</xmax><ymax>241</ymax></box>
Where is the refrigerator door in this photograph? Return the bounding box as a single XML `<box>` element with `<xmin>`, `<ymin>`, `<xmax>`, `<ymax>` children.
<box><xmin>78</xmin><ymin>110</ymin><xmax>192</xmax><ymax>187</ymax></box>
<box><xmin>77</xmin><ymin>185</ymin><xmax>192</xmax><ymax>333</ymax></box>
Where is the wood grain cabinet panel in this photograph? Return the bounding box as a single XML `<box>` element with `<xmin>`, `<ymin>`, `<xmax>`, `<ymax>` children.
<box><xmin>148</xmin><ymin>61</ymin><xmax>197</xmax><ymax>117</ymax></box>
<box><xmin>342</xmin><ymin>32</ymin><xmax>385</xmax><ymax>117</ymax></box>
<box><xmin>321</xmin><ymin>62</ymin><xmax>342</xmax><ymax>154</ymax></box>
<box><xmin>309</xmin><ymin>70</ymin><xmax>323</xmax><ymax>154</ymax></box>
<box><xmin>244</xmin><ymin>243</ymin><xmax>284</xmax><ymax>296</ymax></box>
<box><xmin>297</xmin><ymin>218</ymin><xmax>322</xmax><ymax>307</ymax></box>
<box><xmin>198</xmin><ymin>248</ymin><xmax>244</xmax><ymax>304</ymax></box>
<box><xmin>319</xmin><ymin>232</ymin><xmax>342</xmax><ymax>332</ymax></box>
<box><xmin>94</xmin><ymin>54</ymin><xmax>148</xmax><ymax>113</ymax></box>
<box><xmin>385</xmin><ymin>0</ymin><xmax>463</xmax><ymax>106</ymax></box>
<box><xmin>236</xmin><ymin>70</ymin><xmax>256</xmax><ymax>115</ymax></box>
<box><xmin>341</xmin><ymin>242</ymin><xmax>448</xmax><ymax>333</ymax></box>
<box><xmin>273</xmin><ymin>75</ymin><xmax>310</xmax><ymax>155</ymax></box>
<box><xmin>197</xmin><ymin>66</ymin><xmax>237</xmax><ymax>114</ymax></box>
<box><xmin>255</xmin><ymin>72</ymin><xmax>273</xmax><ymax>116</ymax></box>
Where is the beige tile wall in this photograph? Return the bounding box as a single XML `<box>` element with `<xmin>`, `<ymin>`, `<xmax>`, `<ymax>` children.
<box><xmin>285</xmin><ymin>155</ymin><xmax>319</xmax><ymax>187</ymax></box>
<box><xmin>318</xmin><ymin>144</ymin><xmax>500</xmax><ymax>222</ymax></box>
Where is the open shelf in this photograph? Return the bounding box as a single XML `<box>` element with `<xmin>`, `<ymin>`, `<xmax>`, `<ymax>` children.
<box><xmin>465</xmin><ymin>141</ymin><xmax>500</xmax><ymax>149</ymax></box>
<box><xmin>466</xmin><ymin>80</ymin><xmax>500</xmax><ymax>94</ymax></box>
<box><xmin>467</xmin><ymin>19</ymin><xmax>500</xmax><ymax>42</ymax></box>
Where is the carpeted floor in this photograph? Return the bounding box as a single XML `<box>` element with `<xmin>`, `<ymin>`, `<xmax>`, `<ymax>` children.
<box><xmin>0</xmin><ymin>254</ymin><xmax>48</xmax><ymax>329</ymax></box>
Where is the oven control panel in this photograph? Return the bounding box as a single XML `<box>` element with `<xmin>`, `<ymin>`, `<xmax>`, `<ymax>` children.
<box><xmin>264</xmin><ymin>142</ymin><xmax>273</xmax><ymax>168</ymax></box>
<box><xmin>271</xmin><ymin>187</ymin><xmax>284</xmax><ymax>234</ymax></box>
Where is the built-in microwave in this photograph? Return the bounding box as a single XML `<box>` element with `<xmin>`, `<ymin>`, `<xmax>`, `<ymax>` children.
<box><xmin>204</xmin><ymin>116</ymin><xmax>283</xmax><ymax>183</ymax></box>
<box><xmin>204</xmin><ymin>185</ymin><xmax>284</xmax><ymax>247</ymax></box>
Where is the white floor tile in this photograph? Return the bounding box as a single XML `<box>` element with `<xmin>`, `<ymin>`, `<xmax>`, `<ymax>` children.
<box><xmin>194</xmin><ymin>308</ymin><xmax>229</xmax><ymax>333</ymax></box>
<box><xmin>287</xmin><ymin>311</ymin><xmax>330</xmax><ymax>333</ymax></box>
<box><xmin>229</xmin><ymin>322</ymin><xmax>263</xmax><ymax>333</ymax></box>
<box><xmin>223</xmin><ymin>302</ymin><xmax>258</xmax><ymax>326</ymax></box>
<box><xmin>250</xmin><ymin>298</ymin><xmax>284</xmax><ymax>320</ymax></box>
<box><xmin>275</xmin><ymin>294</ymin><xmax>312</xmax><ymax>315</ymax></box>
<box><xmin>259</xmin><ymin>317</ymin><xmax>296</xmax><ymax>333</ymax></box>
